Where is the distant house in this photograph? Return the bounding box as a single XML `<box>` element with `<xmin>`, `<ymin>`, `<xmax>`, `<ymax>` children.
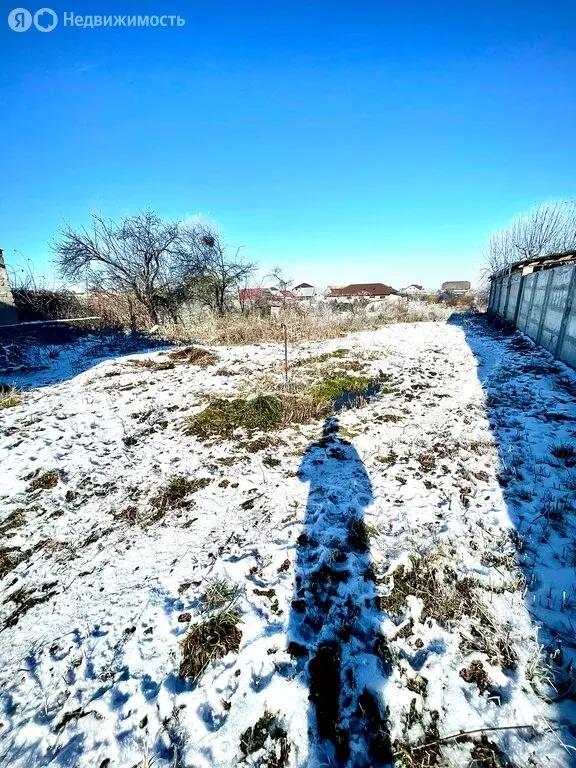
<box><xmin>293</xmin><ymin>282</ymin><xmax>316</xmax><ymax>299</ymax></box>
<box><xmin>238</xmin><ymin>288</ymin><xmax>267</xmax><ymax>303</ymax></box>
<box><xmin>327</xmin><ymin>282</ymin><xmax>397</xmax><ymax>300</ymax></box>
<box><xmin>399</xmin><ymin>284</ymin><xmax>425</xmax><ymax>296</ymax></box>
<box><xmin>441</xmin><ymin>280</ymin><xmax>471</xmax><ymax>296</ymax></box>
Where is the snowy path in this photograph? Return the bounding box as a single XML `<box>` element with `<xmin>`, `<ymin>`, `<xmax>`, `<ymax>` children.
<box><xmin>1</xmin><ymin>317</ymin><xmax>576</xmax><ymax>767</ymax></box>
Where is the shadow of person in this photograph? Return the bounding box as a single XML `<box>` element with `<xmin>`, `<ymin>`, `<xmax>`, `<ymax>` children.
<box><xmin>288</xmin><ymin>417</ymin><xmax>393</xmax><ymax>767</ymax></box>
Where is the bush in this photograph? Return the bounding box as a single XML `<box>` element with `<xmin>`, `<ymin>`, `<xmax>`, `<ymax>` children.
<box><xmin>12</xmin><ymin>288</ymin><xmax>85</xmax><ymax>322</ymax></box>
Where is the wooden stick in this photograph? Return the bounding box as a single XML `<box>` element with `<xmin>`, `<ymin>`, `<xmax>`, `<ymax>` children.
<box><xmin>402</xmin><ymin>723</ymin><xmax>535</xmax><ymax>753</ymax></box>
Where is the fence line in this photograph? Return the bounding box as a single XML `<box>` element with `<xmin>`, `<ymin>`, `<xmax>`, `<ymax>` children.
<box><xmin>488</xmin><ymin>263</ymin><xmax>576</xmax><ymax>369</ymax></box>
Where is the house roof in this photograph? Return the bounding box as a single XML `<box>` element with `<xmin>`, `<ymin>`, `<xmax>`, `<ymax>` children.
<box><xmin>407</xmin><ymin>284</ymin><xmax>424</xmax><ymax>290</ymax></box>
<box><xmin>441</xmin><ymin>281</ymin><xmax>471</xmax><ymax>291</ymax></box>
<box><xmin>329</xmin><ymin>282</ymin><xmax>397</xmax><ymax>297</ymax></box>
<box><xmin>238</xmin><ymin>287</ymin><xmax>295</xmax><ymax>301</ymax></box>
<box><xmin>238</xmin><ymin>288</ymin><xmax>266</xmax><ymax>300</ymax></box>
<box><xmin>294</xmin><ymin>282</ymin><xmax>313</xmax><ymax>289</ymax></box>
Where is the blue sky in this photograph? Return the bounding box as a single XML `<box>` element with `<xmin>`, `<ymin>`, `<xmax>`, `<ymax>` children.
<box><xmin>1</xmin><ymin>1</ymin><xmax>575</xmax><ymax>290</ymax></box>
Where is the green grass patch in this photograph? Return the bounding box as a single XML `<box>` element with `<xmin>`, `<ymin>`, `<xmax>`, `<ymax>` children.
<box><xmin>309</xmin><ymin>374</ymin><xmax>371</xmax><ymax>404</ymax></box>
<box><xmin>304</xmin><ymin>348</ymin><xmax>350</xmax><ymax>365</ymax></box>
<box><xmin>186</xmin><ymin>369</ymin><xmax>392</xmax><ymax>441</ymax></box>
<box><xmin>184</xmin><ymin>395</ymin><xmax>284</xmax><ymax>439</ymax></box>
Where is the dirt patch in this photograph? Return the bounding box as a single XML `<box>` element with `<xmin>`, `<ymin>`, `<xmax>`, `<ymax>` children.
<box><xmin>0</xmin><ymin>546</ymin><xmax>28</xmax><ymax>579</ymax></box>
<box><xmin>459</xmin><ymin>660</ymin><xmax>489</xmax><ymax>693</ymax></box>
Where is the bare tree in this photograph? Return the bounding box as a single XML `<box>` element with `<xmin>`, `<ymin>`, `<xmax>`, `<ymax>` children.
<box><xmin>52</xmin><ymin>211</ymin><xmax>186</xmax><ymax>325</ymax></box>
<box><xmin>178</xmin><ymin>223</ymin><xmax>256</xmax><ymax>315</ymax></box>
<box><xmin>266</xmin><ymin>266</ymin><xmax>293</xmax><ymax>306</ymax></box>
<box><xmin>484</xmin><ymin>200</ymin><xmax>576</xmax><ymax>277</ymax></box>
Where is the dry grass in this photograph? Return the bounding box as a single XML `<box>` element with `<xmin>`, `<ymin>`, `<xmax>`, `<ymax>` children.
<box><xmin>0</xmin><ymin>509</ymin><xmax>26</xmax><ymax>536</ymax></box>
<box><xmin>28</xmin><ymin>470</ymin><xmax>59</xmax><ymax>491</ymax></box>
<box><xmin>161</xmin><ymin>302</ymin><xmax>452</xmax><ymax>346</ymax></box>
<box><xmin>239</xmin><ymin>711</ymin><xmax>291</xmax><ymax>766</ymax></box>
<box><xmin>150</xmin><ymin>475</ymin><xmax>211</xmax><ymax>512</ymax></box>
<box><xmin>0</xmin><ymin>385</ymin><xmax>23</xmax><ymax>409</ymax></box>
<box><xmin>200</xmin><ymin>579</ymin><xmax>242</xmax><ymax>612</ymax></box>
<box><xmin>179</xmin><ymin>609</ymin><xmax>242</xmax><ymax>680</ymax></box>
<box><xmin>128</xmin><ymin>358</ymin><xmax>175</xmax><ymax>371</ymax></box>
<box><xmin>3</xmin><ymin>584</ymin><xmax>59</xmax><ymax>629</ymax></box>
<box><xmin>185</xmin><ymin>367</ymin><xmax>390</xmax><ymax>440</ymax></box>
<box><xmin>0</xmin><ymin>546</ymin><xmax>28</xmax><ymax>579</ymax></box>
<box><xmin>165</xmin><ymin>346</ymin><xmax>219</xmax><ymax>366</ymax></box>
<box><xmin>379</xmin><ymin>552</ymin><xmax>476</xmax><ymax>625</ymax></box>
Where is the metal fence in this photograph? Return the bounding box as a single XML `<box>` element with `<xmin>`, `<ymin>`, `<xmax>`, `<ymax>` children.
<box><xmin>488</xmin><ymin>263</ymin><xmax>576</xmax><ymax>369</ymax></box>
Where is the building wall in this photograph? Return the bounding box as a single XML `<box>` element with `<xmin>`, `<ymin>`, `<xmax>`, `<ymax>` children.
<box><xmin>0</xmin><ymin>250</ymin><xmax>19</xmax><ymax>326</ymax></box>
<box><xmin>489</xmin><ymin>263</ymin><xmax>576</xmax><ymax>369</ymax></box>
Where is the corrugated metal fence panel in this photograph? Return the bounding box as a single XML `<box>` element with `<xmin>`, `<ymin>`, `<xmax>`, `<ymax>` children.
<box><xmin>517</xmin><ymin>273</ymin><xmax>535</xmax><ymax>333</ymax></box>
<box><xmin>539</xmin><ymin>266</ymin><xmax>573</xmax><ymax>354</ymax></box>
<box><xmin>505</xmin><ymin>273</ymin><xmax>522</xmax><ymax>323</ymax></box>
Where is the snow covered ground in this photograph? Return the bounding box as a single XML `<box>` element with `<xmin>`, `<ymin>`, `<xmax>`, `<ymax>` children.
<box><xmin>1</xmin><ymin>316</ymin><xmax>576</xmax><ymax>767</ymax></box>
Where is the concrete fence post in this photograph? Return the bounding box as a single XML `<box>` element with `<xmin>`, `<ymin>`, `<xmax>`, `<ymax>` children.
<box><xmin>513</xmin><ymin>274</ymin><xmax>525</xmax><ymax>327</ymax></box>
<box><xmin>502</xmin><ymin>274</ymin><xmax>512</xmax><ymax>319</ymax></box>
<box><xmin>536</xmin><ymin>270</ymin><xmax>554</xmax><ymax>345</ymax></box>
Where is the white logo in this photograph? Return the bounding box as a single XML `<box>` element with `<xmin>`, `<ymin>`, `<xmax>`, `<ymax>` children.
<box><xmin>7</xmin><ymin>7</ymin><xmax>57</xmax><ymax>31</ymax></box>
<box><xmin>8</xmin><ymin>7</ymin><xmax>32</xmax><ymax>31</ymax></box>
<box><xmin>34</xmin><ymin>7</ymin><xmax>57</xmax><ymax>31</ymax></box>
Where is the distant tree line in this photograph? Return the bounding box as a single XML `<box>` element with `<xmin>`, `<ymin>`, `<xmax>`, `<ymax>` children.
<box><xmin>485</xmin><ymin>200</ymin><xmax>576</xmax><ymax>277</ymax></box>
<box><xmin>51</xmin><ymin>211</ymin><xmax>256</xmax><ymax>326</ymax></box>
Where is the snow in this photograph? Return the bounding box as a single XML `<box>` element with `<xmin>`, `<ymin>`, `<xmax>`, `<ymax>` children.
<box><xmin>1</xmin><ymin>316</ymin><xmax>575</xmax><ymax>767</ymax></box>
